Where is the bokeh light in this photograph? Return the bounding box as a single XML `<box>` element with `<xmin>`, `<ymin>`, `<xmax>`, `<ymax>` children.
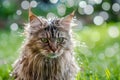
<box><xmin>84</xmin><ymin>5</ymin><xmax>94</xmax><ymax>15</ymax></box>
<box><xmin>30</xmin><ymin>0</ymin><xmax>38</xmax><ymax>8</ymax></box>
<box><xmin>108</xmin><ymin>26</ymin><xmax>119</xmax><ymax>38</ymax></box>
<box><xmin>16</xmin><ymin>10</ymin><xmax>22</xmax><ymax>16</ymax></box>
<box><xmin>46</xmin><ymin>12</ymin><xmax>57</xmax><ymax>19</ymax></box>
<box><xmin>66</xmin><ymin>0</ymin><xmax>74</xmax><ymax>8</ymax></box>
<box><xmin>21</xmin><ymin>1</ymin><xmax>29</xmax><ymax>10</ymax></box>
<box><xmin>57</xmin><ymin>4</ymin><xmax>66</xmax><ymax>16</ymax></box>
<box><xmin>104</xmin><ymin>43</ymin><xmax>119</xmax><ymax>58</ymax></box>
<box><xmin>50</xmin><ymin>0</ymin><xmax>58</xmax><ymax>4</ymax></box>
<box><xmin>99</xmin><ymin>11</ymin><xmax>109</xmax><ymax>20</ymax></box>
<box><xmin>112</xmin><ymin>3</ymin><xmax>120</xmax><ymax>12</ymax></box>
<box><xmin>94</xmin><ymin>0</ymin><xmax>102</xmax><ymax>4</ymax></box>
<box><xmin>78</xmin><ymin>7</ymin><xmax>84</xmax><ymax>15</ymax></box>
<box><xmin>88</xmin><ymin>0</ymin><xmax>102</xmax><ymax>5</ymax></box>
<box><xmin>10</xmin><ymin>23</ymin><xmax>18</xmax><ymax>31</ymax></box>
<box><xmin>102</xmin><ymin>2</ymin><xmax>111</xmax><ymax>11</ymax></box>
<box><xmin>79</xmin><ymin>1</ymin><xmax>87</xmax><ymax>8</ymax></box>
<box><xmin>93</xmin><ymin>16</ymin><xmax>104</xmax><ymax>25</ymax></box>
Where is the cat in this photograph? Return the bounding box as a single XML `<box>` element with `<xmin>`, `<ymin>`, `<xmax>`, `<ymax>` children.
<box><xmin>11</xmin><ymin>9</ymin><xmax>79</xmax><ymax>80</ymax></box>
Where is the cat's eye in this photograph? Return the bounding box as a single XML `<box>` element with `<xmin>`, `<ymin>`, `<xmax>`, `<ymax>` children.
<box><xmin>40</xmin><ymin>38</ymin><xmax>48</xmax><ymax>43</ymax></box>
<box><xmin>56</xmin><ymin>37</ymin><xmax>64</xmax><ymax>43</ymax></box>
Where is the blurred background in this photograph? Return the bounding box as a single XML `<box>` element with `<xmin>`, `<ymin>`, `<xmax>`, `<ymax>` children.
<box><xmin>0</xmin><ymin>0</ymin><xmax>120</xmax><ymax>80</ymax></box>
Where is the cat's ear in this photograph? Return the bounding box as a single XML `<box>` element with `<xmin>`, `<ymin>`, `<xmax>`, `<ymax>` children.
<box><xmin>29</xmin><ymin>9</ymin><xmax>43</xmax><ymax>29</ymax></box>
<box><xmin>60</xmin><ymin>11</ymin><xmax>75</xmax><ymax>31</ymax></box>
<box><xmin>29</xmin><ymin>10</ymin><xmax>41</xmax><ymax>27</ymax></box>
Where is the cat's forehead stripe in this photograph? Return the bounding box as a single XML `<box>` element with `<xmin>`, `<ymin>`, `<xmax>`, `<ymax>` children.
<box><xmin>44</xmin><ymin>24</ymin><xmax>58</xmax><ymax>38</ymax></box>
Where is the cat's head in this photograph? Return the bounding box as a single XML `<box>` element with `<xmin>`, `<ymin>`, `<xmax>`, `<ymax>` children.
<box><xmin>25</xmin><ymin>10</ymin><xmax>74</xmax><ymax>58</ymax></box>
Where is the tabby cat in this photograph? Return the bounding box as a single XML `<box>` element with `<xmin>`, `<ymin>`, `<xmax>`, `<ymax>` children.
<box><xmin>11</xmin><ymin>10</ymin><xmax>78</xmax><ymax>80</ymax></box>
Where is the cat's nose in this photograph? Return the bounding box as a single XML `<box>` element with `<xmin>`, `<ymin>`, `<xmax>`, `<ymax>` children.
<box><xmin>49</xmin><ymin>41</ymin><xmax>57</xmax><ymax>52</ymax></box>
<box><xmin>50</xmin><ymin>46</ymin><xmax>57</xmax><ymax>52</ymax></box>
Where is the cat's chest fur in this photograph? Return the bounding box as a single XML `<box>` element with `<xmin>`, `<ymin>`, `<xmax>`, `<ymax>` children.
<box><xmin>13</xmin><ymin>51</ymin><xmax>77</xmax><ymax>80</ymax></box>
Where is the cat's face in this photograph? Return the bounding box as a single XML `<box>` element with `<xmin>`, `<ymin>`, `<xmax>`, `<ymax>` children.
<box><xmin>26</xmin><ymin>11</ymin><xmax>74</xmax><ymax>58</ymax></box>
<box><xmin>36</xmin><ymin>25</ymin><xmax>70</xmax><ymax>58</ymax></box>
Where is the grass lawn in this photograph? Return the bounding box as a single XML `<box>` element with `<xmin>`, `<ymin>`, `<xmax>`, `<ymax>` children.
<box><xmin>0</xmin><ymin>23</ymin><xmax>120</xmax><ymax>80</ymax></box>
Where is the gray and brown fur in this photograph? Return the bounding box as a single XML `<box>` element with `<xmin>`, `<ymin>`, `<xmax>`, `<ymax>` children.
<box><xmin>11</xmin><ymin>10</ymin><xmax>78</xmax><ymax>80</ymax></box>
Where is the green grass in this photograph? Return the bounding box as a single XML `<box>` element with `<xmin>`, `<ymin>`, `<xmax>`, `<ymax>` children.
<box><xmin>74</xmin><ymin>23</ymin><xmax>120</xmax><ymax>80</ymax></box>
<box><xmin>0</xmin><ymin>22</ymin><xmax>120</xmax><ymax>80</ymax></box>
<box><xmin>0</xmin><ymin>30</ymin><xmax>23</xmax><ymax>80</ymax></box>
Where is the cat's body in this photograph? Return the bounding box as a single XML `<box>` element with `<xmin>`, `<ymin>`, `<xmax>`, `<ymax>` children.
<box><xmin>12</xmin><ymin>10</ymin><xmax>78</xmax><ymax>80</ymax></box>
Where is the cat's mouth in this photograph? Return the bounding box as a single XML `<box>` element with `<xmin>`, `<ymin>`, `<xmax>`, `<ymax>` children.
<box><xmin>47</xmin><ymin>53</ymin><xmax>58</xmax><ymax>58</ymax></box>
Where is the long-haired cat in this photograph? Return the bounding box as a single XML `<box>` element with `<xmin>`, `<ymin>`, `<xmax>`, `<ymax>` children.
<box><xmin>11</xmin><ymin>10</ymin><xmax>78</xmax><ymax>80</ymax></box>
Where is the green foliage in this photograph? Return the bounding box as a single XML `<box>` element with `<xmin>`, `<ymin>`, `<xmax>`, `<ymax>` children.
<box><xmin>0</xmin><ymin>30</ymin><xmax>24</xmax><ymax>80</ymax></box>
<box><xmin>0</xmin><ymin>23</ymin><xmax>120</xmax><ymax>80</ymax></box>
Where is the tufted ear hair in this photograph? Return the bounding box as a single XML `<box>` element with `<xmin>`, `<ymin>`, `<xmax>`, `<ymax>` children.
<box><xmin>29</xmin><ymin>8</ymin><xmax>42</xmax><ymax>28</ymax></box>
<box><xmin>60</xmin><ymin>11</ymin><xmax>75</xmax><ymax>31</ymax></box>
<box><xmin>28</xmin><ymin>8</ymin><xmax>47</xmax><ymax>32</ymax></box>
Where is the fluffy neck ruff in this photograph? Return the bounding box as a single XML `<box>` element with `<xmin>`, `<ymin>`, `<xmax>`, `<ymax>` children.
<box><xmin>12</xmin><ymin>45</ymin><xmax>78</xmax><ymax>80</ymax></box>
